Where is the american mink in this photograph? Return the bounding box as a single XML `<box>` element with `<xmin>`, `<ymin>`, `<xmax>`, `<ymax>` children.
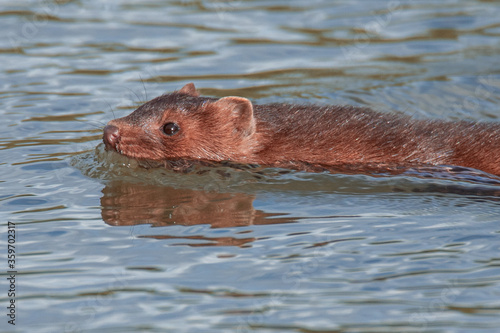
<box><xmin>103</xmin><ymin>83</ymin><xmax>500</xmax><ymax>176</ymax></box>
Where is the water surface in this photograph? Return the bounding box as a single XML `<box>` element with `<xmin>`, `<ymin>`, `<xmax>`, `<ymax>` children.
<box><xmin>2</xmin><ymin>1</ymin><xmax>500</xmax><ymax>332</ymax></box>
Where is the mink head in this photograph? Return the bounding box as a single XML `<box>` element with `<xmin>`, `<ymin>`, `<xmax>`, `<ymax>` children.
<box><xmin>104</xmin><ymin>83</ymin><xmax>258</xmax><ymax>162</ymax></box>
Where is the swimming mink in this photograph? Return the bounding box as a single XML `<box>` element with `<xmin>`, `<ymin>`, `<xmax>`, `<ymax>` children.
<box><xmin>103</xmin><ymin>83</ymin><xmax>500</xmax><ymax>176</ymax></box>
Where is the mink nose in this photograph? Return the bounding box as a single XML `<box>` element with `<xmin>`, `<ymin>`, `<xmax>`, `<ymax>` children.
<box><xmin>103</xmin><ymin>124</ymin><xmax>120</xmax><ymax>150</ymax></box>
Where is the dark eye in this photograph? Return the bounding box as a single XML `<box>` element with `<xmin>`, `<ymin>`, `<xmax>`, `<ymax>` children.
<box><xmin>163</xmin><ymin>122</ymin><xmax>180</xmax><ymax>136</ymax></box>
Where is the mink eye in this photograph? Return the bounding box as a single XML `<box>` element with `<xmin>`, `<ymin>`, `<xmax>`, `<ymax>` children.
<box><xmin>163</xmin><ymin>122</ymin><xmax>180</xmax><ymax>136</ymax></box>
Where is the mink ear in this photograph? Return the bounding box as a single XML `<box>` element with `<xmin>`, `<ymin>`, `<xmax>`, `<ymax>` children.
<box><xmin>178</xmin><ymin>83</ymin><xmax>200</xmax><ymax>97</ymax></box>
<box><xmin>212</xmin><ymin>96</ymin><xmax>256</xmax><ymax>137</ymax></box>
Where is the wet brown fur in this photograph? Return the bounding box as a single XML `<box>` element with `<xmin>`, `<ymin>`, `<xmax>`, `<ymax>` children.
<box><xmin>104</xmin><ymin>83</ymin><xmax>500</xmax><ymax>176</ymax></box>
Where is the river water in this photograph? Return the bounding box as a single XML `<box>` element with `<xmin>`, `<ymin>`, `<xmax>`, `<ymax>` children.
<box><xmin>2</xmin><ymin>1</ymin><xmax>500</xmax><ymax>332</ymax></box>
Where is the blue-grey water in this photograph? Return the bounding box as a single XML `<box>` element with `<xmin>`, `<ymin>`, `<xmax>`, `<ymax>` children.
<box><xmin>1</xmin><ymin>1</ymin><xmax>500</xmax><ymax>332</ymax></box>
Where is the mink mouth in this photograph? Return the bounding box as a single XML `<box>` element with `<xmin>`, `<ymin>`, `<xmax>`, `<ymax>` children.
<box><xmin>102</xmin><ymin>125</ymin><xmax>166</xmax><ymax>162</ymax></box>
<box><xmin>102</xmin><ymin>141</ymin><xmax>152</xmax><ymax>161</ymax></box>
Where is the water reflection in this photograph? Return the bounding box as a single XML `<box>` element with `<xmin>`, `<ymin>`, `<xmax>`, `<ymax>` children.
<box><xmin>101</xmin><ymin>180</ymin><xmax>295</xmax><ymax>229</ymax></box>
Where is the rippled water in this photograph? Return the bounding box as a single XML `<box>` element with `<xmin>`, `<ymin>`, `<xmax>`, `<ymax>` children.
<box><xmin>2</xmin><ymin>1</ymin><xmax>500</xmax><ymax>332</ymax></box>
